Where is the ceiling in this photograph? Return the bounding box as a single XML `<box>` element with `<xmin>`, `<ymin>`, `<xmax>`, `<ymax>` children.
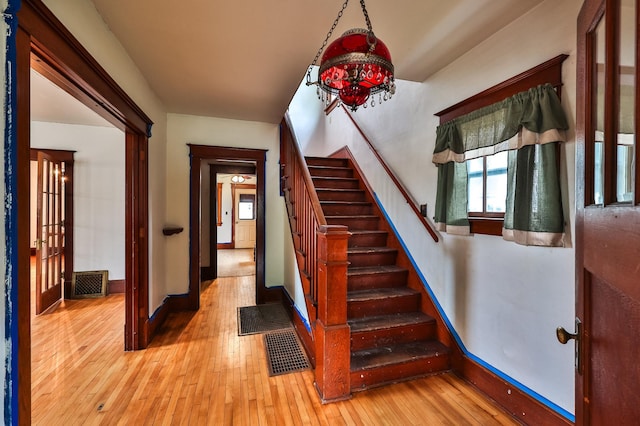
<box><xmin>31</xmin><ymin>0</ymin><xmax>546</xmax><ymax>126</ymax></box>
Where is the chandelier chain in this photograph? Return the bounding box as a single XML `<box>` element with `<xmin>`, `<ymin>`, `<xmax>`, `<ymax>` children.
<box><xmin>359</xmin><ymin>0</ymin><xmax>373</xmax><ymax>33</ymax></box>
<box><xmin>310</xmin><ymin>0</ymin><xmax>350</xmax><ymax>66</ymax></box>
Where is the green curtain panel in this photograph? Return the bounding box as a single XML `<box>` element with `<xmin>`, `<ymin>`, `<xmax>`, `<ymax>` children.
<box><xmin>433</xmin><ymin>84</ymin><xmax>569</xmax><ymax>246</ymax></box>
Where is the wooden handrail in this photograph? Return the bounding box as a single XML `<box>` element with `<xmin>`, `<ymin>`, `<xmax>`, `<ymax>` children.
<box><xmin>280</xmin><ymin>115</ymin><xmax>326</xmax><ymax>310</ymax></box>
<box><xmin>340</xmin><ymin>105</ymin><xmax>439</xmax><ymax>242</ymax></box>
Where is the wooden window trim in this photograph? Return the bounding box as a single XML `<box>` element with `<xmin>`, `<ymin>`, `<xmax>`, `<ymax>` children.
<box><xmin>435</xmin><ymin>54</ymin><xmax>568</xmax><ymax>235</ymax></box>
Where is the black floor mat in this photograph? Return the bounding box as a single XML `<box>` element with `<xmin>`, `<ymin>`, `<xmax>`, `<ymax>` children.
<box><xmin>264</xmin><ymin>329</ymin><xmax>310</xmax><ymax>376</ymax></box>
<box><xmin>237</xmin><ymin>303</ymin><xmax>292</xmax><ymax>336</ymax></box>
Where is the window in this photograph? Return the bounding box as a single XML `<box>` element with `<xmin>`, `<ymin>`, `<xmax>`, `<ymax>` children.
<box><xmin>238</xmin><ymin>194</ymin><xmax>255</xmax><ymax>220</ymax></box>
<box><xmin>433</xmin><ymin>56</ymin><xmax>569</xmax><ymax>246</ymax></box>
<box><xmin>467</xmin><ymin>151</ymin><xmax>508</xmax><ymax>215</ymax></box>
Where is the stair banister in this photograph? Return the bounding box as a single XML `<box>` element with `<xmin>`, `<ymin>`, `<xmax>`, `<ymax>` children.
<box><xmin>281</xmin><ymin>115</ymin><xmax>352</xmax><ymax>401</ymax></box>
<box><xmin>340</xmin><ymin>105</ymin><xmax>440</xmax><ymax>243</ymax></box>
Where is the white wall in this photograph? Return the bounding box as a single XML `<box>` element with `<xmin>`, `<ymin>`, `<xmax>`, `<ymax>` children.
<box><xmin>288</xmin><ymin>0</ymin><xmax>580</xmax><ymax>417</ymax></box>
<box><xmin>42</xmin><ymin>0</ymin><xmax>169</xmax><ymax>312</ymax></box>
<box><xmin>31</xmin><ymin>122</ymin><xmax>125</xmax><ymax>280</ymax></box>
<box><xmin>165</xmin><ymin>114</ymin><xmax>285</xmax><ymax>294</ymax></box>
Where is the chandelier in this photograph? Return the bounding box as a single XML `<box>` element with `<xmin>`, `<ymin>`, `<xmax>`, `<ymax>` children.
<box><xmin>306</xmin><ymin>0</ymin><xmax>395</xmax><ymax>111</ymax></box>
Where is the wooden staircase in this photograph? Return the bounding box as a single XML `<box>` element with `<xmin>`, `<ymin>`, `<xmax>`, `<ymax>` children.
<box><xmin>306</xmin><ymin>156</ymin><xmax>451</xmax><ymax>391</ymax></box>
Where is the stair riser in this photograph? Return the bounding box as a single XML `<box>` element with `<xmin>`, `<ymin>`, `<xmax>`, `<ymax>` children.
<box><xmin>350</xmin><ymin>355</ymin><xmax>451</xmax><ymax>391</ymax></box>
<box><xmin>349</xmin><ymin>233</ymin><xmax>388</xmax><ymax>248</ymax></box>
<box><xmin>348</xmin><ymin>271</ymin><xmax>408</xmax><ymax>291</ymax></box>
<box><xmin>316</xmin><ymin>190</ymin><xmax>366</xmax><ymax>202</ymax></box>
<box><xmin>351</xmin><ymin>322</ymin><xmax>437</xmax><ymax>352</ymax></box>
<box><xmin>326</xmin><ymin>217</ymin><xmax>379</xmax><ymax>230</ymax></box>
<box><xmin>306</xmin><ymin>158</ymin><xmax>349</xmax><ymax>168</ymax></box>
<box><xmin>308</xmin><ymin>167</ymin><xmax>353</xmax><ymax>178</ymax></box>
<box><xmin>348</xmin><ymin>294</ymin><xmax>419</xmax><ymax>318</ymax></box>
<box><xmin>321</xmin><ymin>203</ymin><xmax>372</xmax><ymax>216</ymax></box>
<box><xmin>313</xmin><ymin>178</ymin><xmax>360</xmax><ymax>189</ymax></box>
<box><xmin>348</xmin><ymin>251</ymin><xmax>397</xmax><ymax>267</ymax></box>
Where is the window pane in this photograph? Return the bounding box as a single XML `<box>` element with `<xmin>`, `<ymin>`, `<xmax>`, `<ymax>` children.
<box><xmin>238</xmin><ymin>194</ymin><xmax>255</xmax><ymax>220</ymax></box>
<box><xmin>467</xmin><ymin>157</ymin><xmax>484</xmax><ymax>212</ymax></box>
<box><xmin>486</xmin><ymin>151</ymin><xmax>508</xmax><ymax>212</ymax></box>
<box><xmin>593</xmin><ymin>14</ymin><xmax>606</xmax><ymax>205</ymax></box>
<box><xmin>617</xmin><ymin>1</ymin><xmax>636</xmax><ymax>202</ymax></box>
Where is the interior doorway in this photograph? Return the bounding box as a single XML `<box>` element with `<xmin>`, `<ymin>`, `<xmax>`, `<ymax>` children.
<box><xmin>15</xmin><ymin>2</ymin><xmax>153</xmax><ymax>421</ymax></box>
<box><xmin>188</xmin><ymin>145</ymin><xmax>267</xmax><ymax>310</ymax></box>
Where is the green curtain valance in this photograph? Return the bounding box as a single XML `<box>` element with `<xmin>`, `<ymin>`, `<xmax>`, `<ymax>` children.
<box><xmin>433</xmin><ymin>84</ymin><xmax>569</xmax><ymax>164</ymax></box>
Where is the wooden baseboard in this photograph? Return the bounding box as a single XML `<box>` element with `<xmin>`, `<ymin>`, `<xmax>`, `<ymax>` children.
<box><xmin>217</xmin><ymin>242</ymin><xmax>234</xmax><ymax>249</ymax></box>
<box><xmin>108</xmin><ymin>279</ymin><xmax>125</xmax><ymax>294</ymax></box>
<box><xmin>282</xmin><ymin>289</ymin><xmax>316</xmax><ymax>368</ymax></box>
<box><xmin>458</xmin><ymin>356</ymin><xmax>572</xmax><ymax>426</ymax></box>
<box><xmin>146</xmin><ymin>294</ymin><xmax>193</xmax><ymax>344</ymax></box>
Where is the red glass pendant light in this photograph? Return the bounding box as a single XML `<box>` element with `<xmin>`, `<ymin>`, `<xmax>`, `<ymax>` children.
<box><xmin>307</xmin><ymin>0</ymin><xmax>395</xmax><ymax>111</ymax></box>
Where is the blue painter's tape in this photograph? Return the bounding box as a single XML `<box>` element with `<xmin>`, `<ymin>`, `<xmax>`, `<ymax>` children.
<box><xmin>372</xmin><ymin>193</ymin><xmax>575</xmax><ymax>423</ymax></box>
<box><xmin>294</xmin><ymin>304</ymin><xmax>311</xmax><ymax>333</ymax></box>
<box><xmin>4</xmin><ymin>1</ymin><xmax>21</xmax><ymax>423</ymax></box>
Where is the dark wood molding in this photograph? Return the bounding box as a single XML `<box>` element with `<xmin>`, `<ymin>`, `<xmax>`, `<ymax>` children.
<box><xmin>468</xmin><ymin>217</ymin><xmax>503</xmax><ymax>236</ymax></box>
<box><xmin>15</xmin><ymin>2</ymin><xmax>154</xmax><ymax>420</ymax></box>
<box><xmin>282</xmin><ymin>289</ymin><xmax>316</xmax><ymax>368</ymax></box>
<box><xmin>217</xmin><ymin>242</ymin><xmax>234</xmax><ymax>249</ymax></box>
<box><xmin>22</xmin><ymin>0</ymin><xmax>153</xmax><ymax>135</ymax></box>
<box><xmin>162</xmin><ymin>227</ymin><xmax>184</xmax><ymax>236</ymax></box>
<box><xmin>435</xmin><ymin>54</ymin><xmax>569</xmax><ymax>123</ymax></box>
<box><xmin>188</xmin><ymin>144</ymin><xmax>268</xmax><ymax>308</ymax></box>
<box><xmin>108</xmin><ymin>280</ymin><xmax>126</xmax><ymax>294</ymax></box>
<box><xmin>459</xmin><ymin>356</ymin><xmax>572</xmax><ymax>426</ymax></box>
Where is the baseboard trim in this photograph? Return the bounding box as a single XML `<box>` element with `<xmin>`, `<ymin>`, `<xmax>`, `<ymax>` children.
<box><xmin>282</xmin><ymin>289</ymin><xmax>316</xmax><ymax>368</ymax></box>
<box><xmin>146</xmin><ymin>293</ymin><xmax>192</xmax><ymax>344</ymax></box>
<box><xmin>217</xmin><ymin>242</ymin><xmax>234</xmax><ymax>249</ymax></box>
<box><xmin>459</xmin><ymin>356</ymin><xmax>573</xmax><ymax>426</ymax></box>
<box><xmin>108</xmin><ymin>279</ymin><xmax>125</xmax><ymax>294</ymax></box>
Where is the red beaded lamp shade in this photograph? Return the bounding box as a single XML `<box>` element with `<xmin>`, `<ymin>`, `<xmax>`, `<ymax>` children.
<box><xmin>307</xmin><ymin>0</ymin><xmax>395</xmax><ymax>111</ymax></box>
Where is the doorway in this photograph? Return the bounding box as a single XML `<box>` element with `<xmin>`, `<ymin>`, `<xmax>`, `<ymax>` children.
<box><xmin>14</xmin><ymin>1</ymin><xmax>153</xmax><ymax>421</ymax></box>
<box><xmin>188</xmin><ymin>145</ymin><xmax>267</xmax><ymax>310</ymax></box>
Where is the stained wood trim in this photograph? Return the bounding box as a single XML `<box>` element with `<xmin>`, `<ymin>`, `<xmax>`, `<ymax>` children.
<box><xmin>216</xmin><ymin>183</ymin><xmax>223</xmax><ymax>227</ymax></box>
<box><xmin>460</xmin><ymin>356</ymin><xmax>572</xmax><ymax>426</ymax></box>
<box><xmin>108</xmin><ymin>280</ymin><xmax>126</xmax><ymax>294</ymax></box>
<box><xmin>435</xmin><ymin>54</ymin><xmax>569</xmax><ymax>123</ymax></box>
<box><xmin>339</xmin><ymin>105</ymin><xmax>440</xmax><ymax>242</ymax></box>
<box><xmin>15</xmin><ymin>5</ymin><xmax>154</xmax><ymax>423</ymax></box>
<box><xmin>21</xmin><ymin>0</ymin><xmax>153</xmax><ymax>135</ymax></box>
<box><xmin>217</xmin><ymin>242</ymin><xmax>234</xmax><ymax>249</ymax></box>
<box><xmin>188</xmin><ymin>144</ymin><xmax>268</xmax><ymax>308</ymax></box>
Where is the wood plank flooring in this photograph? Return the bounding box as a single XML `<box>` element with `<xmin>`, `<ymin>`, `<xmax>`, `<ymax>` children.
<box><xmin>31</xmin><ymin>274</ymin><xmax>520</xmax><ymax>425</ymax></box>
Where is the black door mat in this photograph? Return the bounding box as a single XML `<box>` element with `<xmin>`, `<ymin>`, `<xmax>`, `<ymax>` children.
<box><xmin>237</xmin><ymin>303</ymin><xmax>292</xmax><ymax>336</ymax></box>
<box><xmin>264</xmin><ymin>329</ymin><xmax>311</xmax><ymax>376</ymax></box>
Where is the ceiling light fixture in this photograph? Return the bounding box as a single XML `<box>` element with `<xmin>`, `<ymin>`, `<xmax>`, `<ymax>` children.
<box><xmin>306</xmin><ymin>0</ymin><xmax>395</xmax><ymax>112</ymax></box>
<box><xmin>231</xmin><ymin>175</ymin><xmax>245</xmax><ymax>183</ymax></box>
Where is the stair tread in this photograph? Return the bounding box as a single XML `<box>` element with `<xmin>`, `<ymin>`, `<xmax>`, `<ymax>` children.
<box><xmin>348</xmin><ymin>265</ymin><xmax>407</xmax><ymax>276</ymax></box>
<box><xmin>321</xmin><ymin>200</ymin><xmax>370</xmax><ymax>205</ymax></box>
<box><xmin>348</xmin><ymin>246</ymin><xmax>397</xmax><ymax>254</ymax></box>
<box><xmin>348</xmin><ymin>287</ymin><xmax>419</xmax><ymax>301</ymax></box>
<box><xmin>351</xmin><ymin>340</ymin><xmax>450</xmax><ymax>371</ymax></box>
<box><xmin>326</xmin><ymin>215</ymin><xmax>378</xmax><ymax>219</ymax></box>
<box><xmin>349</xmin><ymin>312</ymin><xmax>435</xmax><ymax>333</ymax></box>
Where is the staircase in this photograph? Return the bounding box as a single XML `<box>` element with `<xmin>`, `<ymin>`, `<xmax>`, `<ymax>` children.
<box><xmin>305</xmin><ymin>156</ymin><xmax>451</xmax><ymax>391</ymax></box>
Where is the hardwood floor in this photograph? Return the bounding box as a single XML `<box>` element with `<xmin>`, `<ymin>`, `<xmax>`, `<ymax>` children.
<box><xmin>31</xmin><ymin>274</ymin><xmax>520</xmax><ymax>425</ymax></box>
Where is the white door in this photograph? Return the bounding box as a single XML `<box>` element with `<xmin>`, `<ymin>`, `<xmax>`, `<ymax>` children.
<box><xmin>234</xmin><ymin>187</ymin><xmax>256</xmax><ymax>249</ymax></box>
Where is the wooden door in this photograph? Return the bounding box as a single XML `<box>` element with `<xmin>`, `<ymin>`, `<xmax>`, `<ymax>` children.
<box><xmin>234</xmin><ymin>186</ymin><xmax>256</xmax><ymax>249</ymax></box>
<box><xmin>35</xmin><ymin>151</ymin><xmax>65</xmax><ymax>314</ymax></box>
<box><xmin>575</xmin><ymin>0</ymin><xmax>640</xmax><ymax>423</ymax></box>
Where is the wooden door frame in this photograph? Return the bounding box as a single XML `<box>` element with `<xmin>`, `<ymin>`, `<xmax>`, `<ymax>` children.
<box><xmin>188</xmin><ymin>145</ymin><xmax>267</xmax><ymax>310</ymax></box>
<box><xmin>14</xmin><ymin>0</ymin><xmax>153</xmax><ymax>422</ymax></box>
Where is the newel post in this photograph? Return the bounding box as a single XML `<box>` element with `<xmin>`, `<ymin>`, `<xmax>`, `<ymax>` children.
<box><xmin>315</xmin><ymin>224</ymin><xmax>351</xmax><ymax>402</ymax></box>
